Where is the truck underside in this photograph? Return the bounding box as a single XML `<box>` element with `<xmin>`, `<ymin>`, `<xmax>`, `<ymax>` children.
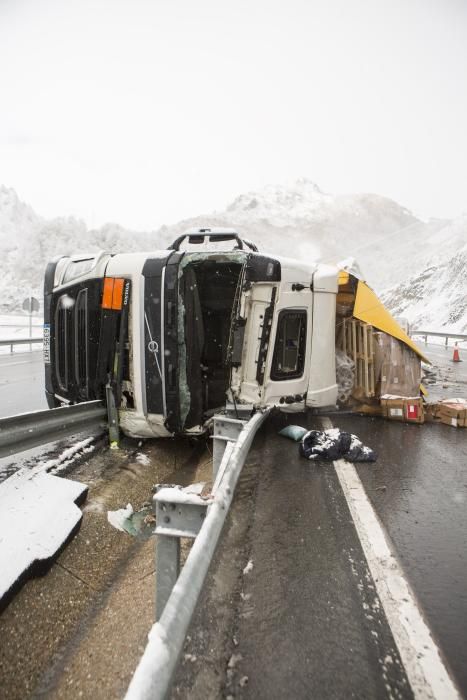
<box><xmin>178</xmin><ymin>256</ymin><xmax>245</xmax><ymax>429</ymax></box>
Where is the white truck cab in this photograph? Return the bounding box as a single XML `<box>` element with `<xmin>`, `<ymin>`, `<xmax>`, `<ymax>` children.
<box><xmin>44</xmin><ymin>229</ymin><xmax>339</xmax><ymax>438</ymax></box>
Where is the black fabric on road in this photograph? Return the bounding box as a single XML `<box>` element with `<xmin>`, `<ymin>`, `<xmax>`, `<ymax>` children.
<box><xmin>299</xmin><ymin>428</ymin><xmax>377</xmax><ymax>462</ymax></box>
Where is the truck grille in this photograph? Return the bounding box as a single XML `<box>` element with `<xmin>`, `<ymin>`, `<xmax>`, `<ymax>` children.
<box><xmin>75</xmin><ymin>289</ymin><xmax>89</xmax><ymax>398</ymax></box>
<box><xmin>54</xmin><ymin>290</ymin><xmax>90</xmax><ymax>399</ymax></box>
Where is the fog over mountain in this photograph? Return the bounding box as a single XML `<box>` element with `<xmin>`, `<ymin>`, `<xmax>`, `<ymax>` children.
<box><xmin>0</xmin><ymin>180</ymin><xmax>465</xmax><ymax>329</ymax></box>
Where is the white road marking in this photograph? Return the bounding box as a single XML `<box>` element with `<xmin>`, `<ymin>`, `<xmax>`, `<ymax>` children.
<box><xmin>321</xmin><ymin>418</ymin><xmax>461</xmax><ymax>699</ymax></box>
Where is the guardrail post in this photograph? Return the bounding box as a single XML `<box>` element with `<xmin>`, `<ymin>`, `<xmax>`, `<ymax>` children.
<box><xmin>153</xmin><ymin>488</ymin><xmax>210</xmax><ymax>621</ymax></box>
<box><xmin>212</xmin><ymin>416</ymin><xmax>246</xmax><ymax>480</ymax></box>
<box><xmin>155</xmin><ymin>535</ymin><xmax>180</xmax><ymax>621</ymax></box>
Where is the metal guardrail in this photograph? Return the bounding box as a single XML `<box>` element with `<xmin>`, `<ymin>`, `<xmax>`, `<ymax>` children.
<box><xmin>125</xmin><ymin>408</ymin><xmax>270</xmax><ymax>700</ymax></box>
<box><xmin>0</xmin><ymin>401</ymin><xmax>107</xmax><ymax>459</ymax></box>
<box><xmin>0</xmin><ymin>337</ymin><xmax>42</xmax><ymax>353</ymax></box>
<box><xmin>411</xmin><ymin>330</ymin><xmax>467</xmax><ymax>346</ymax></box>
<box><xmin>0</xmin><ymin>324</ymin><xmax>43</xmax><ymax>328</ymax></box>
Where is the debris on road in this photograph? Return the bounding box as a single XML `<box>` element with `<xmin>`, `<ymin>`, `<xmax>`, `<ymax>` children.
<box><xmin>243</xmin><ymin>559</ymin><xmax>254</xmax><ymax>575</ymax></box>
<box><xmin>424</xmin><ymin>398</ymin><xmax>467</xmax><ymax>428</ymax></box>
<box><xmin>278</xmin><ymin>425</ymin><xmax>308</xmax><ymax>441</ymax></box>
<box><xmin>107</xmin><ymin>502</ymin><xmax>155</xmax><ymax>538</ymax></box>
<box><xmin>300</xmin><ymin>428</ymin><xmax>377</xmax><ymax>463</ymax></box>
<box><xmin>380</xmin><ymin>396</ymin><xmax>424</xmax><ymax>424</ymax></box>
<box><xmin>438</xmin><ymin>398</ymin><xmax>467</xmax><ymax>428</ymax></box>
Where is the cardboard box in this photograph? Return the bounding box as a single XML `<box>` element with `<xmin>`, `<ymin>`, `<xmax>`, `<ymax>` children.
<box><xmin>439</xmin><ymin>403</ymin><xmax>467</xmax><ymax>428</ymax></box>
<box><xmin>424</xmin><ymin>402</ymin><xmax>443</xmax><ymax>423</ymax></box>
<box><xmin>374</xmin><ymin>333</ymin><xmax>421</xmax><ymax>398</ymax></box>
<box><xmin>381</xmin><ymin>396</ymin><xmax>425</xmax><ymax>424</ymax></box>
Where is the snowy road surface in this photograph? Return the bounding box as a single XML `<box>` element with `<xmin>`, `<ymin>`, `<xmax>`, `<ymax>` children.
<box><xmin>0</xmin><ymin>350</ymin><xmax>47</xmax><ymax>418</ymax></box>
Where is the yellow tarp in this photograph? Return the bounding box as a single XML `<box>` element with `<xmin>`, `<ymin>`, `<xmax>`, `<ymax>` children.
<box><xmin>353</xmin><ymin>281</ymin><xmax>430</xmax><ymax>363</ymax></box>
<box><xmin>338</xmin><ymin>270</ymin><xmax>350</xmax><ymax>285</ymax></box>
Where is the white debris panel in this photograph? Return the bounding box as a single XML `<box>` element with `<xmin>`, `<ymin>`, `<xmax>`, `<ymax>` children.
<box><xmin>0</xmin><ymin>467</ymin><xmax>87</xmax><ymax>601</ymax></box>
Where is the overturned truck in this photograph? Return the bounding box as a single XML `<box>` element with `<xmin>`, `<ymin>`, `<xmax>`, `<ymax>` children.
<box><xmin>44</xmin><ymin>229</ymin><xmax>427</xmax><ymax>438</ymax></box>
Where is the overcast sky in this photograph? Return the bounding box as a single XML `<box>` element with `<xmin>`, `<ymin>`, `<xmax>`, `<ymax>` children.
<box><xmin>1</xmin><ymin>0</ymin><xmax>466</xmax><ymax>229</ymax></box>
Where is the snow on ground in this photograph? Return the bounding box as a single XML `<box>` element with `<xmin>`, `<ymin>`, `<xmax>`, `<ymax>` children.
<box><xmin>0</xmin><ymin>467</ymin><xmax>87</xmax><ymax>602</ymax></box>
<box><xmin>243</xmin><ymin>559</ymin><xmax>254</xmax><ymax>575</ymax></box>
<box><xmin>0</xmin><ymin>313</ymin><xmax>43</xmax><ymax>355</ymax></box>
<box><xmin>0</xmin><ymin>437</ymin><xmax>96</xmax><ymax>602</ymax></box>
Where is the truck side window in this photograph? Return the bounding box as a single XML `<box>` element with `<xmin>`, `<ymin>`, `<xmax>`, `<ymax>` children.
<box><xmin>271</xmin><ymin>310</ymin><xmax>307</xmax><ymax>380</ymax></box>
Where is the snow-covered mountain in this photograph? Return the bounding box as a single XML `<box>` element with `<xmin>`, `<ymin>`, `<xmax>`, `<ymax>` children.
<box><xmin>381</xmin><ymin>240</ymin><xmax>467</xmax><ymax>332</ymax></box>
<box><xmin>0</xmin><ymin>180</ymin><xmax>465</xmax><ymax>330</ymax></box>
<box><xmin>154</xmin><ymin>180</ymin><xmax>465</xmax><ymax>293</ymax></box>
<box><xmin>0</xmin><ymin>185</ymin><xmax>156</xmax><ymax>310</ymax></box>
<box><xmin>156</xmin><ymin>180</ymin><xmax>425</xmax><ymax>285</ymax></box>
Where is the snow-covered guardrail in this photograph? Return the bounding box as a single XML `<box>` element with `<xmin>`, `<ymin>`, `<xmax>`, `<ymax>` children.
<box><xmin>0</xmin><ymin>401</ymin><xmax>107</xmax><ymax>458</ymax></box>
<box><xmin>125</xmin><ymin>407</ymin><xmax>271</xmax><ymax>700</ymax></box>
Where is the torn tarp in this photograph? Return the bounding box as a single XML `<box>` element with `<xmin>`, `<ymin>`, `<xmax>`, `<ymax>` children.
<box><xmin>300</xmin><ymin>428</ymin><xmax>377</xmax><ymax>463</ymax></box>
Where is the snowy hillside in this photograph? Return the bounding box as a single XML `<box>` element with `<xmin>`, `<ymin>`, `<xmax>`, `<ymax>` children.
<box><xmin>0</xmin><ymin>181</ymin><xmax>465</xmax><ymax>329</ymax></box>
<box><xmin>155</xmin><ymin>180</ymin><xmax>426</xmax><ymax>286</ymax></box>
<box><xmin>381</xmin><ymin>240</ymin><xmax>467</xmax><ymax>333</ymax></box>
<box><xmin>154</xmin><ymin>180</ymin><xmax>466</xmax><ymax>292</ymax></box>
<box><xmin>0</xmin><ymin>185</ymin><xmax>157</xmax><ymax>311</ymax></box>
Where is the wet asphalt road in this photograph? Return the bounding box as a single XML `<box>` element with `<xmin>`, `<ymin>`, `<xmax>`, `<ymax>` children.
<box><xmin>0</xmin><ymin>351</ymin><xmax>47</xmax><ymax>418</ymax></box>
<box><xmin>420</xmin><ymin>342</ymin><xmax>467</xmax><ymax>402</ymax></box>
<box><xmin>347</xmin><ymin>414</ymin><xmax>467</xmax><ymax>696</ymax></box>
<box><xmin>174</xmin><ymin>412</ymin><xmax>466</xmax><ymax>699</ymax></box>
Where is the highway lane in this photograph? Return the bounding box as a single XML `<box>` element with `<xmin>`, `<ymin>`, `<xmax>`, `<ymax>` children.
<box><xmin>350</xmin><ymin>414</ymin><xmax>467</xmax><ymax>696</ymax></box>
<box><xmin>174</xmin><ymin>413</ymin><xmax>466</xmax><ymax>699</ymax></box>
<box><xmin>0</xmin><ymin>351</ymin><xmax>47</xmax><ymax>418</ymax></box>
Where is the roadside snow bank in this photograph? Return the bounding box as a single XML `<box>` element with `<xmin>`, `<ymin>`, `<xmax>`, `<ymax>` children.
<box><xmin>0</xmin><ymin>468</ymin><xmax>87</xmax><ymax>602</ymax></box>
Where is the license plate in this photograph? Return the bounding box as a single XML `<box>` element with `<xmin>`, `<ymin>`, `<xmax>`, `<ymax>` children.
<box><xmin>43</xmin><ymin>324</ymin><xmax>51</xmax><ymax>363</ymax></box>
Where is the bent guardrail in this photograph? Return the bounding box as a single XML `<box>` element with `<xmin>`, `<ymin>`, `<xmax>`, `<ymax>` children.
<box><xmin>0</xmin><ymin>401</ymin><xmax>107</xmax><ymax>459</ymax></box>
<box><xmin>125</xmin><ymin>408</ymin><xmax>270</xmax><ymax>700</ymax></box>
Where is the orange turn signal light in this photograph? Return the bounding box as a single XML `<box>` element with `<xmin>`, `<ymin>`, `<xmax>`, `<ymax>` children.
<box><xmin>102</xmin><ymin>277</ymin><xmax>125</xmax><ymax>310</ymax></box>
